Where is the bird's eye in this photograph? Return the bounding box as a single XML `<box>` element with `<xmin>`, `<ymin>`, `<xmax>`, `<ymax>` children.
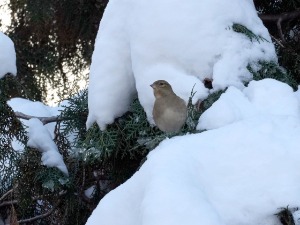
<box><xmin>159</xmin><ymin>82</ymin><xmax>165</xmax><ymax>86</ymax></box>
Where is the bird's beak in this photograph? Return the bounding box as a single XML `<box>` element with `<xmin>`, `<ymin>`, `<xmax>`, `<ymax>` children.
<box><xmin>150</xmin><ymin>84</ymin><xmax>154</xmax><ymax>89</ymax></box>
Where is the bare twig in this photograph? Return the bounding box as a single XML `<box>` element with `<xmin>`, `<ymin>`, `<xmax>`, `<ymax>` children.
<box><xmin>277</xmin><ymin>17</ymin><xmax>286</xmax><ymax>43</ymax></box>
<box><xmin>0</xmin><ymin>189</ymin><xmax>13</xmax><ymax>201</ymax></box>
<box><xmin>270</xmin><ymin>34</ymin><xmax>285</xmax><ymax>48</ymax></box>
<box><xmin>0</xmin><ymin>191</ymin><xmax>67</xmax><ymax>209</ymax></box>
<box><xmin>0</xmin><ymin>200</ymin><xmax>18</xmax><ymax>208</ymax></box>
<box><xmin>80</xmin><ymin>166</ymin><xmax>93</xmax><ymax>204</ymax></box>
<box><xmin>14</xmin><ymin>111</ymin><xmax>65</xmax><ymax>125</ymax></box>
<box><xmin>10</xmin><ymin>205</ymin><xmax>19</xmax><ymax>225</ymax></box>
<box><xmin>18</xmin><ymin>201</ymin><xmax>61</xmax><ymax>224</ymax></box>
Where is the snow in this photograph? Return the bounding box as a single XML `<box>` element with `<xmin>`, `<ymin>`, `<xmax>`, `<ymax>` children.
<box><xmin>0</xmin><ymin>32</ymin><xmax>17</xmax><ymax>78</ymax></box>
<box><xmin>87</xmin><ymin>0</ymin><xmax>276</xmax><ymax>130</ymax></box>
<box><xmin>294</xmin><ymin>85</ymin><xmax>300</xmax><ymax>105</ymax></box>
<box><xmin>86</xmin><ymin>79</ymin><xmax>300</xmax><ymax>225</ymax></box>
<box><xmin>293</xmin><ymin>210</ymin><xmax>300</xmax><ymax>225</ymax></box>
<box><xmin>27</xmin><ymin>118</ymin><xmax>68</xmax><ymax>176</ymax></box>
<box><xmin>197</xmin><ymin>86</ymin><xmax>256</xmax><ymax>130</ymax></box>
<box><xmin>198</xmin><ymin>79</ymin><xmax>299</xmax><ymax>130</ymax></box>
<box><xmin>85</xmin><ymin>185</ymin><xmax>96</xmax><ymax>199</ymax></box>
<box><xmin>7</xmin><ymin>98</ymin><xmax>68</xmax><ymax>175</ymax></box>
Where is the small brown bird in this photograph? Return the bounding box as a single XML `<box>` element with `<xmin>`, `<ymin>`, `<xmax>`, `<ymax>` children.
<box><xmin>151</xmin><ymin>80</ymin><xmax>187</xmax><ymax>133</ymax></box>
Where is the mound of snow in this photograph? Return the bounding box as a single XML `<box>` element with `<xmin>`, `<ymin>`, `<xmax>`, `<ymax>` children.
<box><xmin>0</xmin><ymin>32</ymin><xmax>17</xmax><ymax>78</ymax></box>
<box><xmin>87</xmin><ymin>0</ymin><xmax>276</xmax><ymax>130</ymax></box>
<box><xmin>198</xmin><ymin>78</ymin><xmax>299</xmax><ymax>130</ymax></box>
<box><xmin>86</xmin><ymin>79</ymin><xmax>300</xmax><ymax>225</ymax></box>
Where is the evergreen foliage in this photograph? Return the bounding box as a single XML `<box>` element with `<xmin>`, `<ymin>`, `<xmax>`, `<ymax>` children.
<box><xmin>61</xmin><ymin>91</ymin><xmax>195</xmax><ymax>182</ymax></box>
<box><xmin>4</xmin><ymin>84</ymin><xmax>223</xmax><ymax>224</ymax></box>
<box><xmin>0</xmin><ymin>0</ymin><xmax>108</xmax><ymax>102</ymax></box>
<box><xmin>232</xmin><ymin>23</ymin><xmax>268</xmax><ymax>43</ymax></box>
<box><xmin>248</xmin><ymin>61</ymin><xmax>298</xmax><ymax>90</ymax></box>
<box><xmin>0</xmin><ymin>75</ymin><xmax>26</xmax><ymax>196</ymax></box>
<box><xmin>198</xmin><ymin>89</ymin><xmax>225</xmax><ymax>114</ymax></box>
<box><xmin>232</xmin><ymin>23</ymin><xmax>298</xmax><ymax>90</ymax></box>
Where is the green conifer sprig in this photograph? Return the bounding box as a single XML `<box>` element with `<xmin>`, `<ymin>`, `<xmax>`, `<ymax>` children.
<box><xmin>232</xmin><ymin>23</ymin><xmax>269</xmax><ymax>43</ymax></box>
<box><xmin>0</xmin><ymin>76</ymin><xmax>27</xmax><ymax>196</ymax></box>
<box><xmin>61</xmin><ymin>85</ymin><xmax>227</xmax><ymax>163</ymax></box>
<box><xmin>231</xmin><ymin>23</ymin><xmax>299</xmax><ymax>90</ymax></box>
<box><xmin>35</xmin><ymin>167</ymin><xmax>70</xmax><ymax>192</ymax></box>
<box><xmin>60</xmin><ymin>89</ymin><xmax>88</xmax><ymax>142</ymax></box>
<box><xmin>247</xmin><ymin>61</ymin><xmax>298</xmax><ymax>90</ymax></box>
<box><xmin>60</xmin><ymin>87</ymin><xmax>209</xmax><ymax>174</ymax></box>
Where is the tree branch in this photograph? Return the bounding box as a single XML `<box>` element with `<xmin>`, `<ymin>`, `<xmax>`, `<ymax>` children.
<box><xmin>0</xmin><ymin>200</ymin><xmax>18</xmax><ymax>208</ymax></box>
<box><xmin>0</xmin><ymin>189</ymin><xmax>13</xmax><ymax>201</ymax></box>
<box><xmin>14</xmin><ymin>111</ymin><xmax>65</xmax><ymax>125</ymax></box>
<box><xmin>277</xmin><ymin>17</ymin><xmax>286</xmax><ymax>43</ymax></box>
<box><xmin>270</xmin><ymin>34</ymin><xmax>285</xmax><ymax>48</ymax></box>
<box><xmin>259</xmin><ymin>9</ymin><xmax>300</xmax><ymax>22</ymax></box>
<box><xmin>259</xmin><ymin>9</ymin><xmax>300</xmax><ymax>44</ymax></box>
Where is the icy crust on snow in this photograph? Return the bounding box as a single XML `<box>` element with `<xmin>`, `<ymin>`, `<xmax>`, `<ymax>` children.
<box><xmin>27</xmin><ymin>118</ymin><xmax>68</xmax><ymax>175</ymax></box>
<box><xmin>198</xmin><ymin>79</ymin><xmax>300</xmax><ymax>130</ymax></box>
<box><xmin>0</xmin><ymin>32</ymin><xmax>17</xmax><ymax>78</ymax></box>
<box><xmin>86</xmin><ymin>79</ymin><xmax>300</xmax><ymax>225</ymax></box>
<box><xmin>87</xmin><ymin>0</ymin><xmax>277</xmax><ymax>130</ymax></box>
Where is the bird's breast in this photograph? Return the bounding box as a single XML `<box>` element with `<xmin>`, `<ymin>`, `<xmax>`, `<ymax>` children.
<box><xmin>153</xmin><ymin>98</ymin><xmax>187</xmax><ymax>132</ymax></box>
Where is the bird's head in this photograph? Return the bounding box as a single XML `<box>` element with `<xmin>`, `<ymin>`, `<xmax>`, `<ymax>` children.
<box><xmin>150</xmin><ymin>80</ymin><xmax>174</xmax><ymax>98</ymax></box>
